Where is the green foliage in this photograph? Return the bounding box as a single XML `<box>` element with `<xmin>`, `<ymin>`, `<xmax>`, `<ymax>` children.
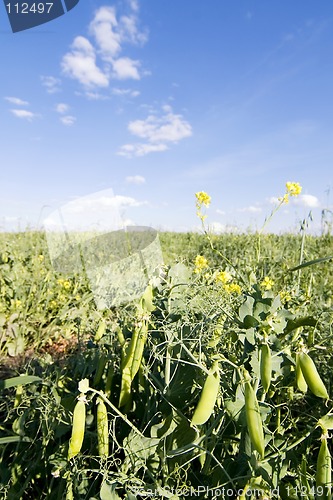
<box><xmin>0</xmin><ymin>230</ymin><xmax>333</xmax><ymax>498</ymax></box>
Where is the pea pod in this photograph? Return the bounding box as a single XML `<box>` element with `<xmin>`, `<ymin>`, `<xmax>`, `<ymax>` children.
<box><xmin>316</xmin><ymin>435</ymin><xmax>331</xmax><ymax>500</ymax></box>
<box><xmin>191</xmin><ymin>361</ymin><xmax>220</xmax><ymax>426</ymax></box>
<box><xmin>97</xmin><ymin>397</ymin><xmax>109</xmax><ymax>458</ymax></box>
<box><xmin>296</xmin><ymin>353</ymin><xmax>308</xmax><ymax>393</ymax></box>
<box><xmin>68</xmin><ymin>394</ymin><xmax>86</xmax><ymax>460</ymax></box>
<box><xmin>299</xmin><ymin>352</ymin><xmax>329</xmax><ymax>399</ymax></box>
<box><xmin>260</xmin><ymin>343</ymin><xmax>271</xmax><ymax>393</ymax></box>
<box><xmin>244</xmin><ymin>378</ymin><xmax>265</xmax><ymax>458</ymax></box>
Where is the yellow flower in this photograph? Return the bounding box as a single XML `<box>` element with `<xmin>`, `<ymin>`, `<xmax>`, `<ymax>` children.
<box><xmin>194</xmin><ymin>255</ymin><xmax>209</xmax><ymax>273</ymax></box>
<box><xmin>57</xmin><ymin>278</ymin><xmax>71</xmax><ymax>289</ymax></box>
<box><xmin>286</xmin><ymin>182</ymin><xmax>302</xmax><ymax>197</ymax></box>
<box><xmin>280</xmin><ymin>290</ymin><xmax>292</xmax><ymax>303</ymax></box>
<box><xmin>224</xmin><ymin>283</ymin><xmax>241</xmax><ymax>294</ymax></box>
<box><xmin>216</xmin><ymin>270</ymin><xmax>232</xmax><ymax>284</ymax></box>
<box><xmin>38</xmin><ymin>255</ymin><xmax>44</xmax><ymax>262</ymax></box>
<box><xmin>261</xmin><ymin>276</ymin><xmax>275</xmax><ymax>290</ymax></box>
<box><xmin>195</xmin><ymin>191</ymin><xmax>211</xmax><ymax>207</ymax></box>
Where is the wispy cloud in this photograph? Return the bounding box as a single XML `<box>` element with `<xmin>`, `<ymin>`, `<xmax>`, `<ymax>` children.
<box><xmin>238</xmin><ymin>205</ymin><xmax>262</xmax><ymax>213</ymax></box>
<box><xmin>10</xmin><ymin>109</ymin><xmax>38</xmax><ymax>121</ymax></box>
<box><xmin>56</xmin><ymin>103</ymin><xmax>70</xmax><ymax>114</ymax></box>
<box><xmin>118</xmin><ymin>143</ymin><xmax>168</xmax><ymax>157</ymax></box>
<box><xmin>55</xmin><ymin>103</ymin><xmax>76</xmax><ymax>126</ymax></box>
<box><xmin>60</xmin><ymin>115</ymin><xmax>76</xmax><ymax>126</ymax></box>
<box><xmin>41</xmin><ymin>75</ymin><xmax>61</xmax><ymax>94</ymax></box>
<box><xmin>5</xmin><ymin>96</ymin><xmax>29</xmax><ymax>106</ymax></box>
<box><xmin>126</xmin><ymin>175</ymin><xmax>146</xmax><ymax>184</ymax></box>
<box><xmin>118</xmin><ymin>105</ymin><xmax>192</xmax><ymax>157</ymax></box>
<box><xmin>61</xmin><ymin>3</ymin><xmax>148</xmax><ymax>89</ymax></box>
<box><xmin>112</xmin><ymin>87</ymin><xmax>140</xmax><ymax>97</ymax></box>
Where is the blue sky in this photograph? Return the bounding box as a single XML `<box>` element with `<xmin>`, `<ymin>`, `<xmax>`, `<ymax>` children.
<box><xmin>1</xmin><ymin>0</ymin><xmax>333</xmax><ymax>234</ymax></box>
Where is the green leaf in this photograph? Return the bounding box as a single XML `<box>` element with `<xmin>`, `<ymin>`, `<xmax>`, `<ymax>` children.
<box><xmin>288</xmin><ymin>255</ymin><xmax>333</xmax><ymax>272</ymax></box>
<box><xmin>100</xmin><ymin>482</ymin><xmax>121</xmax><ymax>500</ymax></box>
<box><xmin>0</xmin><ymin>436</ymin><xmax>31</xmax><ymax>444</ymax></box>
<box><xmin>239</xmin><ymin>296</ymin><xmax>254</xmax><ymax>321</ymax></box>
<box><xmin>0</xmin><ymin>375</ymin><xmax>42</xmax><ymax>391</ymax></box>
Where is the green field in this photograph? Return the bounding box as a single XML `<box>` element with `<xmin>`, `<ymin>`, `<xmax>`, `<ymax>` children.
<box><xmin>1</xmin><ymin>225</ymin><xmax>333</xmax><ymax>499</ymax></box>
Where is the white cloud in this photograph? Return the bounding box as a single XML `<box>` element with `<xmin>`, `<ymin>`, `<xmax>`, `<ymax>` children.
<box><xmin>128</xmin><ymin>107</ymin><xmax>192</xmax><ymax>143</ymax></box>
<box><xmin>10</xmin><ymin>109</ymin><xmax>38</xmax><ymax>121</ymax></box>
<box><xmin>128</xmin><ymin>0</ymin><xmax>139</xmax><ymax>12</ymax></box>
<box><xmin>112</xmin><ymin>88</ymin><xmax>140</xmax><ymax>97</ymax></box>
<box><xmin>5</xmin><ymin>97</ymin><xmax>29</xmax><ymax>106</ymax></box>
<box><xmin>60</xmin><ymin>115</ymin><xmax>76</xmax><ymax>126</ymax></box>
<box><xmin>238</xmin><ymin>205</ymin><xmax>262</xmax><ymax>213</ymax></box>
<box><xmin>64</xmin><ymin>194</ymin><xmax>147</xmax><ymax>217</ymax></box>
<box><xmin>112</xmin><ymin>57</ymin><xmax>141</xmax><ymax>80</ymax></box>
<box><xmin>61</xmin><ymin>4</ymin><xmax>147</xmax><ymax>89</ymax></box>
<box><xmin>269</xmin><ymin>194</ymin><xmax>320</xmax><ymax>209</ymax></box>
<box><xmin>293</xmin><ymin>194</ymin><xmax>320</xmax><ymax>208</ymax></box>
<box><xmin>84</xmin><ymin>91</ymin><xmax>110</xmax><ymax>100</ymax></box>
<box><xmin>118</xmin><ymin>106</ymin><xmax>192</xmax><ymax>157</ymax></box>
<box><xmin>126</xmin><ymin>175</ymin><xmax>146</xmax><ymax>185</ymax></box>
<box><xmin>89</xmin><ymin>6</ymin><xmax>147</xmax><ymax>61</ymax></box>
<box><xmin>118</xmin><ymin>142</ymin><xmax>168</xmax><ymax>157</ymax></box>
<box><xmin>56</xmin><ymin>103</ymin><xmax>69</xmax><ymax>114</ymax></box>
<box><xmin>41</xmin><ymin>75</ymin><xmax>61</xmax><ymax>93</ymax></box>
<box><xmin>61</xmin><ymin>36</ymin><xmax>109</xmax><ymax>88</ymax></box>
<box><xmin>216</xmin><ymin>209</ymin><xmax>226</xmax><ymax>215</ymax></box>
<box><xmin>89</xmin><ymin>6</ymin><xmax>121</xmax><ymax>58</ymax></box>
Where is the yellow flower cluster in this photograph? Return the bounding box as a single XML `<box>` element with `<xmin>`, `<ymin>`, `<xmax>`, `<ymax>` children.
<box><xmin>224</xmin><ymin>283</ymin><xmax>241</xmax><ymax>295</ymax></box>
<box><xmin>286</xmin><ymin>182</ymin><xmax>302</xmax><ymax>197</ymax></box>
<box><xmin>215</xmin><ymin>270</ymin><xmax>232</xmax><ymax>284</ymax></box>
<box><xmin>215</xmin><ymin>269</ymin><xmax>241</xmax><ymax>294</ymax></box>
<box><xmin>194</xmin><ymin>255</ymin><xmax>209</xmax><ymax>273</ymax></box>
<box><xmin>195</xmin><ymin>191</ymin><xmax>211</xmax><ymax>207</ymax></box>
<box><xmin>279</xmin><ymin>182</ymin><xmax>302</xmax><ymax>204</ymax></box>
<box><xmin>57</xmin><ymin>278</ymin><xmax>71</xmax><ymax>290</ymax></box>
<box><xmin>279</xmin><ymin>290</ymin><xmax>292</xmax><ymax>303</ymax></box>
<box><xmin>261</xmin><ymin>276</ymin><xmax>275</xmax><ymax>290</ymax></box>
<box><xmin>195</xmin><ymin>191</ymin><xmax>211</xmax><ymax>222</ymax></box>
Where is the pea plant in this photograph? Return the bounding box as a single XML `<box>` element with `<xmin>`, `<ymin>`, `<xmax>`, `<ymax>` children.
<box><xmin>0</xmin><ymin>183</ymin><xmax>332</xmax><ymax>499</ymax></box>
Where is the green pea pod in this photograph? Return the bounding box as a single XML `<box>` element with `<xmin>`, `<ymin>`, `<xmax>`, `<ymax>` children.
<box><xmin>68</xmin><ymin>394</ymin><xmax>86</xmax><ymax>460</ymax></box>
<box><xmin>299</xmin><ymin>352</ymin><xmax>329</xmax><ymax>399</ymax></box>
<box><xmin>94</xmin><ymin>320</ymin><xmax>106</xmax><ymax>343</ymax></box>
<box><xmin>260</xmin><ymin>343</ymin><xmax>271</xmax><ymax>393</ymax></box>
<box><xmin>316</xmin><ymin>436</ymin><xmax>331</xmax><ymax>500</ymax></box>
<box><xmin>191</xmin><ymin>361</ymin><xmax>220</xmax><ymax>426</ymax></box>
<box><xmin>97</xmin><ymin>397</ymin><xmax>109</xmax><ymax>458</ymax></box>
<box><xmin>296</xmin><ymin>353</ymin><xmax>308</xmax><ymax>393</ymax></box>
<box><xmin>244</xmin><ymin>379</ymin><xmax>265</xmax><ymax>458</ymax></box>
